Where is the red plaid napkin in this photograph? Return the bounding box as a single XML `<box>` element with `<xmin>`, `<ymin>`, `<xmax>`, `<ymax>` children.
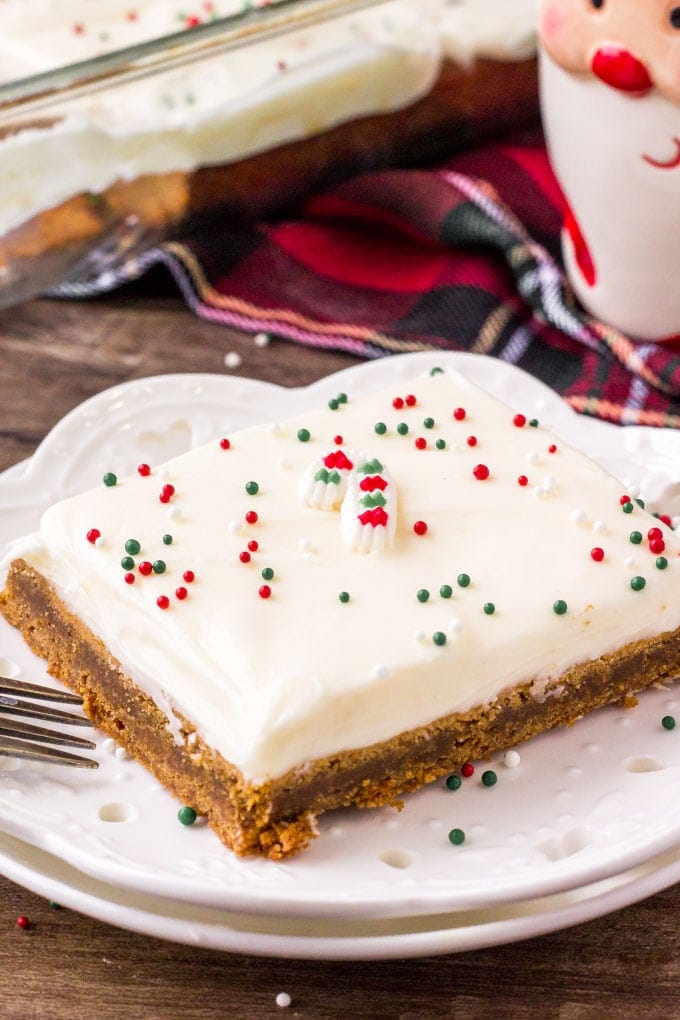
<box><xmin>57</xmin><ymin>129</ymin><xmax>680</xmax><ymax>427</ymax></box>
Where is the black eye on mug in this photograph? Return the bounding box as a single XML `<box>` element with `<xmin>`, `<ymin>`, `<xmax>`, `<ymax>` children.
<box><xmin>590</xmin><ymin>0</ymin><xmax>605</xmax><ymax>9</ymax></box>
<box><xmin>671</xmin><ymin>7</ymin><xmax>680</xmax><ymax>29</ymax></box>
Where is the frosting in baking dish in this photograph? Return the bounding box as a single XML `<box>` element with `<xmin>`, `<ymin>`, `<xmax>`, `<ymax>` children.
<box><xmin>0</xmin><ymin>0</ymin><xmax>537</xmax><ymax>238</ymax></box>
<box><xmin>6</xmin><ymin>367</ymin><xmax>679</xmax><ymax>783</ymax></box>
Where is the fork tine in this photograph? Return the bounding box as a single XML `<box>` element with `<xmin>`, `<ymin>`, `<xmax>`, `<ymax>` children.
<box><xmin>0</xmin><ymin>698</ymin><xmax>94</xmax><ymax>727</ymax></box>
<box><xmin>0</xmin><ymin>676</ymin><xmax>83</xmax><ymax>705</ymax></box>
<box><xmin>0</xmin><ymin>717</ymin><xmax>96</xmax><ymax>749</ymax></box>
<box><xmin>0</xmin><ymin>736</ymin><xmax>99</xmax><ymax>769</ymax></box>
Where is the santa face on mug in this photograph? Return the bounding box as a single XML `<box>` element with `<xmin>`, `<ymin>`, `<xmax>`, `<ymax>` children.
<box><xmin>539</xmin><ymin>0</ymin><xmax>680</xmax><ymax>341</ymax></box>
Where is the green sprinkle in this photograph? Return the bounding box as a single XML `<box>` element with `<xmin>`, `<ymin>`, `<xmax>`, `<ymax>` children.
<box><xmin>337</xmin><ymin>393</ymin><xmax>348</xmax><ymax>405</ymax></box>
<box><xmin>162</xmin><ymin>533</ymin><xmax>173</xmax><ymax>546</ymax></box>
<box><xmin>529</xmin><ymin>418</ymin><xmax>539</xmax><ymax>428</ymax></box>
<box><xmin>48</xmin><ymin>901</ymin><xmax>62</xmax><ymax>910</ymax></box>
<box><xmin>430</xmin><ymin>367</ymin><xmax>444</xmax><ymax>376</ymax></box>
<box><xmin>448</xmin><ymin>828</ymin><xmax>465</xmax><ymax>846</ymax></box>
<box><xmin>661</xmin><ymin>715</ymin><xmax>676</xmax><ymax>731</ymax></box>
<box><xmin>103</xmin><ymin>472</ymin><xmax>117</xmax><ymax>487</ymax></box>
<box><xmin>245</xmin><ymin>480</ymin><xmax>259</xmax><ymax>495</ymax></box>
<box><xmin>125</xmin><ymin>539</ymin><xmax>141</xmax><ymax>556</ymax></box>
<box><xmin>440</xmin><ymin>584</ymin><xmax>453</xmax><ymax>599</ymax></box>
<box><xmin>635</xmin><ymin>498</ymin><xmax>646</xmax><ymax>509</ymax></box>
<box><xmin>297</xmin><ymin>428</ymin><xmax>311</xmax><ymax>443</ymax></box>
<box><xmin>622</xmin><ymin>502</ymin><xmax>634</xmax><ymax>514</ymax></box>
<box><xmin>261</xmin><ymin>567</ymin><xmax>274</xmax><ymax>581</ymax></box>
<box><xmin>457</xmin><ymin>573</ymin><xmax>471</xmax><ymax>588</ymax></box>
<box><xmin>338</xmin><ymin>591</ymin><xmax>350</xmax><ymax>604</ymax></box>
<box><xmin>656</xmin><ymin>556</ymin><xmax>669</xmax><ymax>570</ymax></box>
<box><xmin>483</xmin><ymin>602</ymin><xmax>496</xmax><ymax>615</ymax></box>
<box><xmin>423</xmin><ymin>417</ymin><xmax>435</xmax><ymax>429</ymax></box>
<box><xmin>328</xmin><ymin>398</ymin><xmax>339</xmax><ymax>411</ymax></box>
<box><xmin>553</xmin><ymin>599</ymin><xmax>568</xmax><ymax>616</ymax></box>
<box><xmin>121</xmin><ymin>556</ymin><xmax>134</xmax><ymax>571</ymax></box>
<box><xmin>481</xmin><ymin>770</ymin><xmax>498</xmax><ymax>788</ymax></box>
<box><xmin>433</xmin><ymin>631</ymin><xmax>447</xmax><ymax>646</ymax></box>
<box><xmin>435</xmin><ymin>439</ymin><xmax>446</xmax><ymax>450</ymax></box>
<box><xmin>629</xmin><ymin>531</ymin><xmax>643</xmax><ymax>545</ymax></box>
<box><xmin>397</xmin><ymin>422</ymin><xmax>409</xmax><ymax>436</ymax></box>
<box><xmin>631</xmin><ymin>576</ymin><xmax>646</xmax><ymax>591</ymax></box>
<box><xmin>152</xmin><ymin>560</ymin><xmax>166</xmax><ymax>575</ymax></box>
<box><xmin>445</xmin><ymin>773</ymin><xmax>462</xmax><ymax>791</ymax></box>
<box><xmin>177</xmin><ymin>806</ymin><xmax>197</xmax><ymax>826</ymax></box>
<box><xmin>417</xmin><ymin>589</ymin><xmax>430</xmax><ymax>603</ymax></box>
<box><xmin>374</xmin><ymin>422</ymin><xmax>387</xmax><ymax>435</ymax></box>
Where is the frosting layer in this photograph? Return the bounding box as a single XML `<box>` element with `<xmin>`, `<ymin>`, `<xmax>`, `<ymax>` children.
<box><xmin>8</xmin><ymin>367</ymin><xmax>680</xmax><ymax>783</ymax></box>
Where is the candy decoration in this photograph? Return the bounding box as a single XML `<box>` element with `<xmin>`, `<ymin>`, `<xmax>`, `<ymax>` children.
<box><xmin>445</xmin><ymin>774</ymin><xmax>462</xmax><ymax>791</ymax></box>
<box><xmin>183</xmin><ymin>570</ymin><xmax>195</xmax><ymax>583</ymax></box>
<box><xmin>157</xmin><ymin>595</ymin><xmax>170</xmax><ymax>610</ymax></box>
<box><xmin>138</xmin><ymin>463</ymin><xmax>151</xmax><ymax>475</ymax></box>
<box><xmin>481</xmin><ymin>770</ymin><xmax>498</xmax><ymax>787</ymax></box>
<box><xmin>245</xmin><ymin>481</ymin><xmax>259</xmax><ymax>496</ymax></box>
<box><xmin>259</xmin><ymin>585</ymin><xmax>272</xmax><ymax>599</ymax></box>
<box><xmin>341</xmin><ymin>457</ymin><xmax>397</xmax><ymax>553</ymax></box>
<box><xmin>461</xmin><ymin>763</ymin><xmax>475</xmax><ymax>778</ymax></box>
<box><xmin>219</xmin><ymin>438</ymin><xmax>231</xmax><ymax>450</ymax></box>
<box><xmin>448</xmin><ymin>828</ymin><xmax>466</xmax><ymax>846</ymax></box>
<box><xmin>299</xmin><ymin>448</ymin><xmax>355</xmax><ymax>511</ymax></box>
<box><xmin>103</xmin><ymin>472</ymin><xmax>117</xmax><ymax>487</ymax></box>
<box><xmin>178</xmin><ymin>806</ymin><xmax>197</xmax><ymax>826</ymax></box>
<box><xmin>473</xmin><ymin>464</ymin><xmax>490</xmax><ymax>480</ymax></box>
<box><xmin>413</xmin><ymin>520</ymin><xmax>428</xmax><ymax>536</ymax></box>
<box><xmin>86</xmin><ymin>528</ymin><xmax>101</xmax><ymax>545</ymax></box>
<box><xmin>590</xmin><ymin>547</ymin><xmax>605</xmax><ymax>562</ymax></box>
<box><xmin>662</xmin><ymin>715</ymin><xmax>676</xmax><ymax>731</ymax></box>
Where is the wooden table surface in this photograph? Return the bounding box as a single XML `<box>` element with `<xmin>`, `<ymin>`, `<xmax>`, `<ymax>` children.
<box><xmin>0</xmin><ymin>280</ymin><xmax>679</xmax><ymax>1020</ymax></box>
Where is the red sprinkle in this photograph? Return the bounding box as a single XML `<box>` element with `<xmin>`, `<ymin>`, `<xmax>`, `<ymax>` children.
<box><xmin>137</xmin><ymin>463</ymin><xmax>151</xmax><ymax>476</ymax></box>
<box><xmin>591</xmin><ymin>547</ymin><xmax>605</xmax><ymax>562</ymax></box>
<box><xmin>649</xmin><ymin>538</ymin><xmax>666</xmax><ymax>555</ymax></box>
<box><xmin>453</xmin><ymin>407</ymin><xmax>466</xmax><ymax>421</ymax></box>
<box><xmin>183</xmin><ymin>570</ymin><xmax>195</xmax><ymax>583</ymax></box>
<box><xmin>245</xmin><ymin>510</ymin><xmax>259</xmax><ymax>525</ymax></box>
<box><xmin>466</xmin><ymin>435</ymin><xmax>477</xmax><ymax>447</ymax></box>
<box><xmin>162</xmin><ymin>484</ymin><xmax>175</xmax><ymax>497</ymax></box>
<box><xmin>461</xmin><ymin>763</ymin><xmax>475</xmax><ymax>778</ymax></box>
<box><xmin>473</xmin><ymin>464</ymin><xmax>490</xmax><ymax>481</ymax></box>
<box><xmin>548</xmin><ymin>444</ymin><xmax>558</xmax><ymax>454</ymax></box>
<box><xmin>658</xmin><ymin>514</ymin><xmax>673</xmax><ymax>527</ymax></box>
<box><xmin>124</xmin><ymin>572</ymin><xmax>135</xmax><ymax>585</ymax></box>
<box><xmin>219</xmin><ymin>438</ymin><xmax>231</xmax><ymax>450</ymax></box>
<box><xmin>415</xmin><ymin>437</ymin><xmax>427</xmax><ymax>450</ymax></box>
<box><xmin>138</xmin><ymin>561</ymin><xmax>153</xmax><ymax>576</ymax></box>
<box><xmin>518</xmin><ymin>475</ymin><xmax>529</xmax><ymax>487</ymax></box>
<box><xmin>513</xmin><ymin>414</ymin><xmax>526</xmax><ymax>428</ymax></box>
<box><xmin>239</xmin><ymin>551</ymin><xmax>251</xmax><ymax>564</ymax></box>
<box><xmin>392</xmin><ymin>396</ymin><xmax>404</xmax><ymax>410</ymax></box>
<box><xmin>16</xmin><ymin>916</ymin><xmax>30</xmax><ymax>931</ymax></box>
<box><xmin>259</xmin><ymin>584</ymin><xmax>272</xmax><ymax>599</ymax></box>
<box><xmin>620</xmin><ymin>494</ymin><xmax>631</xmax><ymax>506</ymax></box>
<box><xmin>648</xmin><ymin>527</ymin><xmax>663</xmax><ymax>541</ymax></box>
<box><xmin>175</xmin><ymin>587</ymin><xmax>188</xmax><ymax>601</ymax></box>
<box><xmin>156</xmin><ymin>595</ymin><xmax>170</xmax><ymax>610</ymax></box>
<box><xmin>86</xmin><ymin>528</ymin><xmax>101</xmax><ymax>545</ymax></box>
<box><xmin>334</xmin><ymin>435</ymin><xmax>344</xmax><ymax>446</ymax></box>
<box><xmin>247</xmin><ymin>540</ymin><xmax>259</xmax><ymax>552</ymax></box>
<box><xmin>413</xmin><ymin>520</ymin><xmax>428</xmax><ymax>536</ymax></box>
<box><xmin>405</xmin><ymin>394</ymin><xmax>417</xmax><ymax>407</ymax></box>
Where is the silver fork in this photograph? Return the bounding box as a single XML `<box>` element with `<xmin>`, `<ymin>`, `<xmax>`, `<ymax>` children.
<box><xmin>0</xmin><ymin>676</ymin><xmax>99</xmax><ymax>769</ymax></box>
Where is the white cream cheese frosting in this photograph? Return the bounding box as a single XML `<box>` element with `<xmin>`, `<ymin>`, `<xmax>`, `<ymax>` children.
<box><xmin>6</xmin><ymin>367</ymin><xmax>679</xmax><ymax>784</ymax></box>
<box><xmin>0</xmin><ymin>0</ymin><xmax>538</xmax><ymax>239</ymax></box>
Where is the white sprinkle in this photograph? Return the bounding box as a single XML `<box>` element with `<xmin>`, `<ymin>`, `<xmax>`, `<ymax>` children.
<box><xmin>102</xmin><ymin>738</ymin><xmax>116</xmax><ymax>754</ymax></box>
<box><xmin>227</xmin><ymin>519</ymin><xmax>242</xmax><ymax>535</ymax></box>
<box><xmin>532</xmin><ymin>486</ymin><xmax>545</xmax><ymax>499</ymax></box>
<box><xmin>526</xmin><ymin>451</ymin><xmax>540</xmax><ymax>466</ymax></box>
<box><xmin>626</xmin><ymin>483</ymin><xmax>640</xmax><ymax>498</ymax></box>
<box><xmin>268</xmin><ymin>422</ymin><xmax>282</xmax><ymax>437</ymax></box>
<box><xmin>371</xmin><ymin>663</ymin><xmax>390</xmax><ymax>681</ymax></box>
<box><xmin>160</xmin><ymin>469</ymin><xmax>172</xmax><ymax>481</ymax></box>
<box><xmin>298</xmin><ymin>537</ymin><xmax>313</xmax><ymax>554</ymax></box>
<box><xmin>94</xmin><ymin>536</ymin><xmax>106</xmax><ymax>549</ymax></box>
<box><xmin>543</xmin><ymin>474</ymin><xmax>557</xmax><ymax>492</ymax></box>
<box><xmin>275</xmin><ymin>992</ymin><xmax>292</xmax><ymax>1009</ymax></box>
<box><xmin>166</xmin><ymin>506</ymin><xmax>183</xmax><ymax>522</ymax></box>
<box><xmin>624</xmin><ymin>555</ymin><xmax>637</xmax><ymax>568</ymax></box>
<box><xmin>672</xmin><ymin>516</ymin><xmax>680</xmax><ymax>531</ymax></box>
<box><xmin>448</xmin><ymin>618</ymin><xmax>464</xmax><ymax>636</ymax></box>
<box><xmin>593</xmin><ymin>520</ymin><xmax>607</xmax><ymax>534</ymax></box>
<box><xmin>224</xmin><ymin>351</ymin><xmax>242</xmax><ymax>370</ymax></box>
<box><xmin>114</xmin><ymin>746</ymin><xmax>129</xmax><ymax>761</ymax></box>
<box><xmin>276</xmin><ymin>456</ymin><xmax>291</xmax><ymax>471</ymax></box>
<box><xmin>254</xmin><ymin>332</ymin><xmax>271</xmax><ymax>348</ymax></box>
<box><xmin>413</xmin><ymin>629</ymin><xmax>427</xmax><ymax>643</ymax></box>
<box><xmin>504</xmin><ymin>750</ymin><xmax>521</xmax><ymax>769</ymax></box>
<box><xmin>570</xmin><ymin>508</ymin><xmax>587</xmax><ymax>525</ymax></box>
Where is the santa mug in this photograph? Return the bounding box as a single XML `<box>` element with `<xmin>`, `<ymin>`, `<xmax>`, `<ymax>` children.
<box><xmin>539</xmin><ymin>0</ymin><xmax>680</xmax><ymax>341</ymax></box>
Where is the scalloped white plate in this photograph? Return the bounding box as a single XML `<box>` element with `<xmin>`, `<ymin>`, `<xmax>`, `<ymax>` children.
<box><xmin>0</xmin><ymin>352</ymin><xmax>679</xmax><ymax>923</ymax></box>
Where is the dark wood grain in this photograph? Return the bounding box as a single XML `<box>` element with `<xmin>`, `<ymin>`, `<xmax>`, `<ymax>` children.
<box><xmin>0</xmin><ymin>288</ymin><xmax>678</xmax><ymax>1020</ymax></box>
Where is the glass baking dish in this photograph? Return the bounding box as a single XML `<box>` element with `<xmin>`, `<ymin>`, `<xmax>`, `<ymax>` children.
<box><xmin>0</xmin><ymin>0</ymin><xmax>538</xmax><ymax>309</ymax></box>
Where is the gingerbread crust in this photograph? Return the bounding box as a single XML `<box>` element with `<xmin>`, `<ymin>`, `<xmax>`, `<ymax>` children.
<box><xmin>3</xmin><ymin>558</ymin><xmax>680</xmax><ymax>859</ymax></box>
